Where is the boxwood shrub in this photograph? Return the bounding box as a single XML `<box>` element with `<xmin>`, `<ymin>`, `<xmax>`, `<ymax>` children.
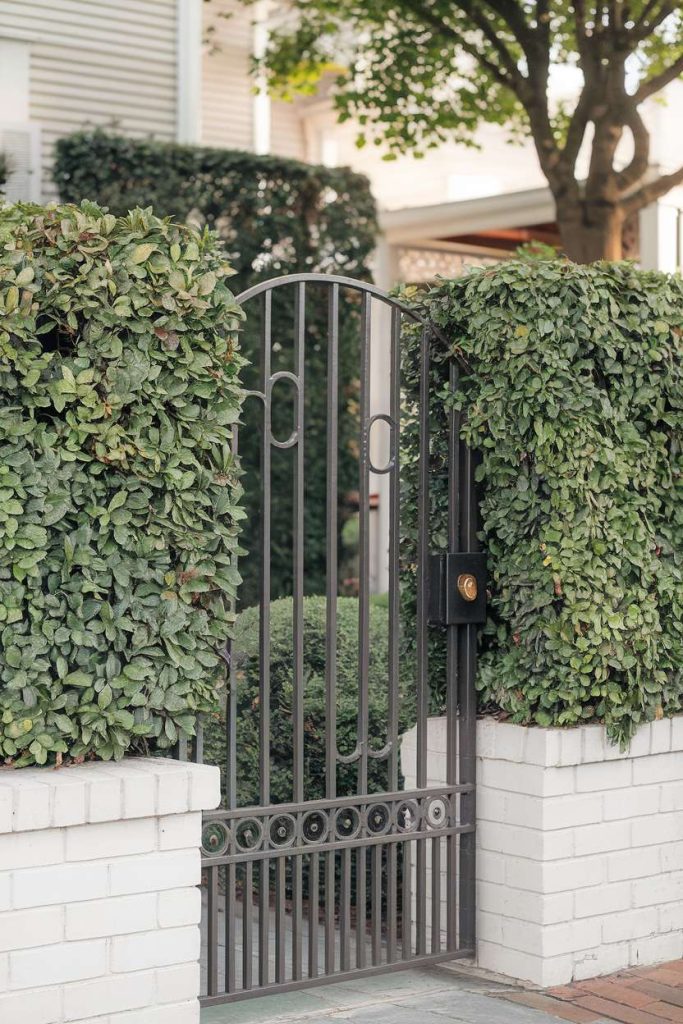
<box><xmin>204</xmin><ymin>595</ymin><xmax>412</xmax><ymax>805</ymax></box>
<box><xmin>402</xmin><ymin>260</ymin><xmax>682</xmax><ymax>745</ymax></box>
<box><xmin>0</xmin><ymin>202</ymin><xmax>244</xmax><ymax>766</ymax></box>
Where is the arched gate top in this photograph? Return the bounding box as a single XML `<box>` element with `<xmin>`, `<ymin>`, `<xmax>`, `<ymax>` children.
<box><xmin>234</xmin><ymin>271</ymin><xmax>445</xmax><ymax>341</ymax></box>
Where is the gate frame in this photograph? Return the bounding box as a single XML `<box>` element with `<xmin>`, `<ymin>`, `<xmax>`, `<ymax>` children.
<box><xmin>188</xmin><ymin>272</ymin><xmax>480</xmax><ymax>1005</ymax></box>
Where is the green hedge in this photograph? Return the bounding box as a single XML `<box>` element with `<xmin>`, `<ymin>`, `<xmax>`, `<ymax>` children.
<box><xmin>402</xmin><ymin>260</ymin><xmax>682</xmax><ymax>745</ymax></box>
<box><xmin>54</xmin><ymin>130</ymin><xmax>378</xmax><ymax>605</ymax></box>
<box><xmin>0</xmin><ymin>202</ymin><xmax>244</xmax><ymax>766</ymax></box>
<box><xmin>205</xmin><ymin>595</ymin><xmax>412</xmax><ymax>804</ymax></box>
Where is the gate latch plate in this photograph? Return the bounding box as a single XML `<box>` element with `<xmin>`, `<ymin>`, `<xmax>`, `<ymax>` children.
<box><xmin>429</xmin><ymin>552</ymin><xmax>487</xmax><ymax>626</ymax></box>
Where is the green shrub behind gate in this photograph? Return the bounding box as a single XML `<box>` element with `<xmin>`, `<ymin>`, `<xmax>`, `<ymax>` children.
<box><xmin>204</xmin><ymin>595</ymin><xmax>413</xmax><ymax>805</ymax></box>
<box><xmin>402</xmin><ymin>260</ymin><xmax>683</xmax><ymax>745</ymax></box>
<box><xmin>0</xmin><ymin>202</ymin><xmax>244</xmax><ymax>766</ymax></box>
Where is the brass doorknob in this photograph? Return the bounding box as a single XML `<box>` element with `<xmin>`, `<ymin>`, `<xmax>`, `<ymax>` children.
<box><xmin>457</xmin><ymin>573</ymin><xmax>478</xmax><ymax>602</ymax></box>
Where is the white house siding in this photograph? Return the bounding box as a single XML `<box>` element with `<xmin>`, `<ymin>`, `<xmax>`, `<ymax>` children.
<box><xmin>202</xmin><ymin>1</ymin><xmax>254</xmax><ymax>151</ymax></box>
<box><xmin>270</xmin><ymin>98</ymin><xmax>306</xmax><ymax>160</ymax></box>
<box><xmin>201</xmin><ymin>0</ymin><xmax>306</xmax><ymax>159</ymax></box>
<box><xmin>0</xmin><ymin>0</ymin><xmax>178</xmax><ymax>200</ymax></box>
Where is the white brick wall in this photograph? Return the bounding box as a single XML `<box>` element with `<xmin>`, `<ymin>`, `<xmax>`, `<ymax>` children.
<box><xmin>0</xmin><ymin>758</ymin><xmax>219</xmax><ymax>1024</ymax></box>
<box><xmin>402</xmin><ymin>716</ymin><xmax>683</xmax><ymax>987</ymax></box>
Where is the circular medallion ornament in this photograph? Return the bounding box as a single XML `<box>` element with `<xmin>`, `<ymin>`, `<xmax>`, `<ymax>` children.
<box><xmin>235</xmin><ymin>817</ymin><xmax>263</xmax><ymax>852</ymax></box>
<box><xmin>424</xmin><ymin>796</ymin><xmax>449</xmax><ymax>830</ymax></box>
<box><xmin>334</xmin><ymin>806</ymin><xmax>361</xmax><ymax>840</ymax></box>
<box><xmin>201</xmin><ymin>820</ymin><xmax>230</xmax><ymax>857</ymax></box>
<box><xmin>302</xmin><ymin>810</ymin><xmax>328</xmax><ymax>844</ymax></box>
<box><xmin>396</xmin><ymin>799</ymin><xmax>420</xmax><ymax>833</ymax></box>
<box><xmin>366</xmin><ymin>802</ymin><xmax>391</xmax><ymax>836</ymax></box>
<box><xmin>269</xmin><ymin>813</ymin><xmax>297</xmax><ymax>848</ymax></box>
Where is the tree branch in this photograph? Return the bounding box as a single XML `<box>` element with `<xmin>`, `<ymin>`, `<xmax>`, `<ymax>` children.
<box><xmin>535</xmin><ymin>0</ymin><xmax>550</xmax><ymax>21</ymax></box>
<box><xmin>624</xmin><ymin>164</ymin><xmax>683</xmax><ymax>214</ymax></box>
<box><xmin>630</xmin><ymin>0</ymin><xmax>675</xmax><ymax>40</ymax></box>
<box><xmin>405</xmin><ymin>1</ymin><xmax>525</xmax><ymax>93</ymax></box>
<box><xmin>615</xmin><ymin>106</ymin><xmax>650</xmax><ymax>191</ymax></box>
<box><xmin>634</xmin><ymin>51</ymin><xmax>683</xmax><ymax>103</ymax></box>
<box><xmin>483</xmin><ymin>0</ymin><xmax>535</xmax><ymax>53</ymax></box>
<box><xmin>561</xmin><ymin>89</ymin><xmax>592</xmax><ymax>172</ymax></box>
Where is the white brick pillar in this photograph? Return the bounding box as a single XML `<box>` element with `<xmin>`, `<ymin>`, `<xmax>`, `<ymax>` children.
<box><xmin>401</xmin><ymin>716</ymin><xmax>683</xmax><ymax>988</ymax></box>
<box><xmin>0</xmin><ymin>757</ymin><xmax>220</xmax><ymax>1024</ymax></box>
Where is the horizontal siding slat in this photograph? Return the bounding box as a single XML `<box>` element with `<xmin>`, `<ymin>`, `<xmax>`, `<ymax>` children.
<box><xmin>31</xmin><ymin>72</ymin><xmax>174</xmax><ymax>102</ymax></box>
<box><xmin>34</xmin><ymin>113</ymin><xmax>176</xmax><ymax>137</ymax></box>
<box><xmin>0</xmin><ymin>19</ymin><xmax>175</xmax><ymax>59</ymax></box>
<box><xmin>31</xmin><ymin>52</ymin><xmax>175</xmax><ymax>85</ymax></box>
<box><xmin>32</xmin><ymin>88</ymin><xmax>175</xmax><ymax>118</ymax></box>
<box><xmin>0</xmin><ymin>0</ymin><xmax>177</xmax><ymax>34</ymax></box>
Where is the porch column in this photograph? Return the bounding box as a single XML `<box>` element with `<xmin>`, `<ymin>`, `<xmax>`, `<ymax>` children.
<box><xmin>639</xmin><ymin>200</ymin><xmax>682</xmax><ymax>273</ymax></box>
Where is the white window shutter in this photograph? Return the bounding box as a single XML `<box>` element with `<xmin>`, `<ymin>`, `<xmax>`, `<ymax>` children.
<box><xmin>0</xmin><ymin>123</ymin><xmax>42</xmax><ymax>203</ymax></box>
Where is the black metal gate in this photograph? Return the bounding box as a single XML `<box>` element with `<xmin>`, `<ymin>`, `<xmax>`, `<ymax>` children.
<box><xmin>194</xmin><ymin>273</ymin><xmax>481</xmax><ymax>1006</ymax></box>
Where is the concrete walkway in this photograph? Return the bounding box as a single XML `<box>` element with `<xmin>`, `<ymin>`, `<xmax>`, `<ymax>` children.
<box><xmin>200</xmin><ymin>965</ymin><xmax>605</xmax><ymax>1024</ymax></box>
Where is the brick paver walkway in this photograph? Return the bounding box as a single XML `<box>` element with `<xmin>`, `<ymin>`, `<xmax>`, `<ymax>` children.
<box><xmin>498</xmin><ymin>960</ymin><xmax>683</xmax><ymax>1023</ymax></box>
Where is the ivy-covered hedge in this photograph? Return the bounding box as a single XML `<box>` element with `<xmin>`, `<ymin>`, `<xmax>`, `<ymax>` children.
<box><xmin>54</xmin><ymin>130</ymin><xmax>378</xmax><ymax>605</ymax></box>
<box><xmin>0</xmin><ymin>202</ymin><xmax>244</xmax><ymax>766</ymax></box>
<box><xmin>402</xmin><ymin>260</ymin><xmax>682</xmax><ymax>745</ymax></box>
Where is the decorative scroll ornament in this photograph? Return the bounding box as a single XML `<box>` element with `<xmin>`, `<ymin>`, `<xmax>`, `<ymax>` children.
<box><xmin>201</xmin><ymin>789</ymin><xmax>461</xmax><ymax>858</ymax></box>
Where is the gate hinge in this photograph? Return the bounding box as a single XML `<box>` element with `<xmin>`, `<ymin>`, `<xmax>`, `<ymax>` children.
<box><xmin>428</xmin><ymin>552</ymin><xmax>487</xmax><ymax>626</ymax></box>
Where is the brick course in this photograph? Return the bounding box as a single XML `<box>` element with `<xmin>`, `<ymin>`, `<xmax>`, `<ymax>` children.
<box><xmin>402</xmin><ymin>716</ymin><xmax>683</xmax><ymax>987</ymax></box>
<box><xmin>0</xmin><ymin>758</ymin><xmax>219</xmax><ymax>1024</ymax></box>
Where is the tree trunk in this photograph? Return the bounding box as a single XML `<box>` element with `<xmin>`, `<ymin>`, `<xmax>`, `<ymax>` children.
<box><xmin>555</xmin><ymin>200</ymin><xmax>625</xmax><ymax>263</ymax></box>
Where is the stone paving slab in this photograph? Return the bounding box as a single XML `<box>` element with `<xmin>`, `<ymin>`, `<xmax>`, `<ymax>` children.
<box><xmin>200</xmin><ymin>966</ymin><xmax>570</xmax><ymax>1024</ymax></box>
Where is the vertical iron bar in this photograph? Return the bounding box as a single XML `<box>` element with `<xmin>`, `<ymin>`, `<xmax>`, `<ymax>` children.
<box><xmin>293</xmin><ymin>281</ymin><xmax>306</xmax><ymax>802</ymax></box>
<box><xmin>356</xmin><ymin>846</ymin><xmax>367</xmax><ymax>969</ymax></box>
<box><xmin>371</xmin><ymin>844</ymin><xmax>382</xmax><ymax>965</ymax></box>
<box><xmin>308</xmin><ymin>852</ymin><xmax>320</xmax><ymax>978</ymax></box>
<box><xmin>416</xmin><ymin>845</ymin><xmax>427</xmax><ymax>957</ymax></box>
<box><xmin>340</xmin><ymin>847</ymin><xmax>352</xmax><ymax>971</ymax></box>
<box><xmin>459</xmin><ymin>442</ymin><xmax>478</xmax><ymax>951</ymax></box>
<box><xmin>402</xmin><ymin>840</ymin><xmax>412</xmax><ymax>960</ymax></box>
<box><xmin>194</xmin><ymin>722</ymin><xmax>204</xmax><ymax>764</ymax></box>
<box><xmin>258</xmin><ymin>292</ymin><xmax>272</xmax><ymax>990</ymax></box>
<box><xmin>325</xmin><ymin>285</ymin><xmax>339</xmax><ymax>804</ymax></box>
<box><xmin>276</xmin><ymin>857</ymin><xmax>286</xmax><ymax>984</ymax></box>
<box><xmin>226</xmin><ymin>421</ymin><xmax>240</xmax><ymax>811</ymax></box>
<box><xmin>388</xmin><ymin>307</ymin><xmax>401</xmax><ymax>793</ymax></box>
<box><xmin>259</xmin><ymin>861</ymin><xmax>269</xmax><ymax>987</ymax></box>
<box><xmin>292</xmin><ymin>283</ymin><xmax>306</xmax><ymax>984</ymax></box>
<box><xmin>386</xmin><ymin>308</ymin><xmax>401</xmax><ymax>969</ymax></box>
<box><xmin>325</xmin><ymin>286</ymin><xmax>339</xmax><ymax>983</ymax></box>
<box><xmin>243</xmin><ymin>861</ymin><xmax>253</xmax><ymax>990</ymax></box>
<box><xmin>431</xmin><ymin>837</ymin><xmax>441</xmax><ymax>953</ymax></box>
<box><xmin>387</xmin><ymin>844</ymin><xmax>397</xmax><ymax>963</ymax></box>
<box><xmin>446</xmin><ymin>362</ymin><xmax>460</xmax><ymax>951</ymax></box>
<box><xmin>259</xmin><ymin>290</ymin><xmax>272</xmax><ymax>807</ymax></box>
<box><xmin>325</xmin><ymin>851</ymin><xmax>335</xmax><ymax>975</ymax></box>
<box><xmin>226</xmin><ymin>634</ymin><xmax>237</xmax><ymax>809</ymax></box>
<box><xmin>415</xmin><ymin>327</ymin><xmax>431</xmax><ymax>958</ymax></box>
<box><xmin>226</xmin><ymin>863</ymin><xmax>236</xmax><ymax>993</ymax></box>
<box><xmin>292</xmin><ymin>855</ymin><xmax>303</xmax><ymax>981</ymax></box>
<box><xmin>357</xmin><ymin>293</ymin><xmax>371</xmax><ymax>796</ymax></box>
<box><xmin>416</xmin><ymin>325</ymin><xmax>430</xmax><ymax>789</ymax></box>
<box><xmin>207</xmin><ymin>865</ymin><xmax>218</xmax><ymax>996</ymax></box>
